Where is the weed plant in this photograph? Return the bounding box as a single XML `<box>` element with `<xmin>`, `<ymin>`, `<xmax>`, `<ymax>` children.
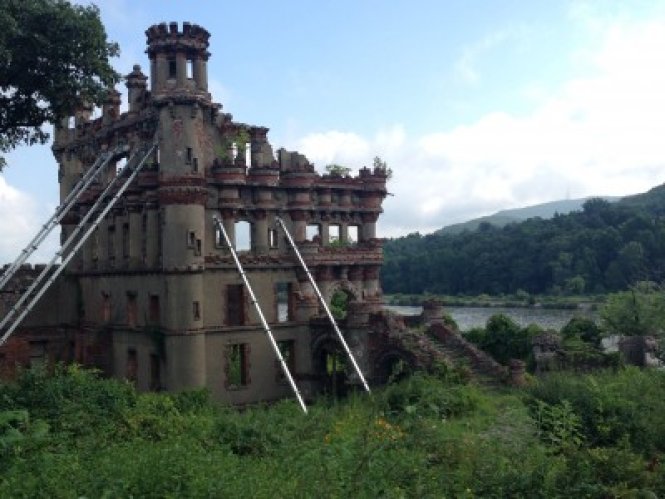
<box><xmin>1</xmin><ymin>364</ymin><xmax>664</xmax><ymax>497</ymax></box>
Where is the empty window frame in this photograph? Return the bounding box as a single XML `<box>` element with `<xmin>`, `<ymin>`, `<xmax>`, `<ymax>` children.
<box><xmin>347</xmin><ymin>225</ymin><xmax>359</xmax><ymax>246</ymax></box>
<box><xmin>150</xmin><ymin>354</ymin><xmax>161</xmax><ymax>391</ymax></box>
<box><xmin>126</xmin><ymin>293</ymin><xmax>138</xmax><ymax>328</ymax></box>
<box><xmin>126</xmin><ymin>349</ymin><xmax>138</xmax><ymax>383</ymax></box>
<box><xmin>306</xmin><ymin>223</ymin><xmax>321</xmax><ymax>242</ymax></box>
<box><xmin>91</xmin><ymin>228</ymin><xmax>99</xmax><ymax>262</ymax></box>
<box><xmin>149</xmin><ymin>294</ymin><xmax>160</xmax><ymax>324</ymax></box>
<box><xmin>141</xmin><ymin>213</ymin><xmax>148</xmax><ymax>262</ymax></box>
<box><xmin>29</xmin><ymin>340</ymin><xmax>48</xmax><ymax>369</ymax></box>
<box><xmin>215</xmin><ymin>224</ymin><xmax>225</xmax><ymax>248</ymax></box>
<box><xmin>186</xmin><ymin>58</ymin><xmax>194</xmax><ymax>79</ymax></box>
<box><xmin>187</xmin><ymin>231</ymin><xmax>196</xmax><ymax>248</ymax></box>
<box><xmin>168</xmin><ymin>58</ymin><xmax>177</xmax><ymax>79</ymax></box>
<box><xmin>226</xmin><ymin>284</ymin><xmax>245</xmax><ymax>326</ymax></box>
<box><xmin>193</xmin><ymin>301</ymin><xmax>201</xmax><ymax>321</ymax></box>
<box><xmin>234</xmin><ymin>221</ymin><xmax>251</xmax><ymax>252</ymax></box>
<box><xmin>268</xmin><ymin>228</ymin><xmax>279</xmax><ymax>249</ymax></box>
<box><xmin>108</xmin><ymin>225</ymin><xmax>116</xmax><ymax>260</ymax></box>
<box><xmin>122</xmin><ymin>223</ymin><xmax>130</xmax><ymax>259</ymax></box>
<box><xmin>102</xmin><ymin>293</ymin><xmax>111</xmax><ymax>322</ymax></box>
<box><xmin>328</xmin><ymin>224</ymin><xmax>341</xmax><ymax>245</ymax></box>
<box><xmin>275</xmin><ymin>282</ymin><xmax>294</xmax><ymax>323</ymax></box>
<box><xmin>226</xmin><ymin>343</ymin><xmax>249</xmax><ymax>388</ymax></box>
<box><xmin>276</xmin><ymin>340</ymin><xmax>296</xmax><ymax>382</ymax></box>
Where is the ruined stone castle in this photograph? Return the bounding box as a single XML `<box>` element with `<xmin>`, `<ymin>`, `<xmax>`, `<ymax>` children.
<box><xmin>0</xmin><ymin>22</ymin><xmax>405</xmax><ymax>405</ymax></box>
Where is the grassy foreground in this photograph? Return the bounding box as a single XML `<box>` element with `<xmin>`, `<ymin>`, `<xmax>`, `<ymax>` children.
<box><xmin>2</xmin><ymin>365</ymin><xmax>665</xmax><ymax>497</ymax></box>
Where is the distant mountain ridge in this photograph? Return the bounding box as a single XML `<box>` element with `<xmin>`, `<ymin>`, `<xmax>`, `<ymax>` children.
<box><xmin>437</xmin><ymin>196</ymin><xmax>621</xmax><ymax>235</ymax></box>
<box><xmin>383</xmin><ymin>182</ymin><xmax>665</xmax><ymax>296</ymax></box>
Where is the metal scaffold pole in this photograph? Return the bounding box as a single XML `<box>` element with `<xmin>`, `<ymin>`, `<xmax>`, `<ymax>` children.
<box><xmin>0</xmin><ymin>144</ymin><xmax>127</xmax><ymax>292</ymax></box>
<box><xmin>212</xmin><ymin>215</ymin><xmax>308</xmax><ymax>414</ymax></box>
<box><xmin>0</xmin><ymin>142</ymin><xmax>156</xmax><ymax>347</ymax></box>
<box><xmin>275</xmin><ymin>216</ymin><xmax>371</xmax><ymax>394</ymax></box>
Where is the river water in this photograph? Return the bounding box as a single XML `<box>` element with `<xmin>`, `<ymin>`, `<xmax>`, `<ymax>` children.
<box><xmin>383</xmin><ymin>305</ymin><xmax>598</xmax><ymax>332</ymax></box>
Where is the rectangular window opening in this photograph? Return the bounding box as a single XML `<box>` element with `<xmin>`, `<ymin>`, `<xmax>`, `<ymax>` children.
<box><xmin>329</xmin><ymin>224</ymin><xmax>341</xmax><ymax>245</ymax></box>
<box><xmin>276</xmin><ymin>340</ymin><xmax>295</xmax><ymax>382</ymax></box>
<box><xmin>215</xmin><ymin>225</ymin><xmax>225</xmax><ymax>248</ymax></box>
<box><xmin>193</xmin><ymin>301</ymin><xmax>201</xmax><ymax>321</ymax></box>
<box><xmin>187</xmin><ymin>231</ymin><xmax>196</xmax><ymax>248</ymax></box>
<box><xmin>126</xmin><ymin>349</ymin><xmax>138</xmax><ymax>383</ymax></box>
<box><xmin>122</xmin><ymin>223</ymin><xmax>129</xmax><ymax>259</ymax></box>
<box><xmin>234</xmin><ymin>221</ymin><xmax>251</xmax><ymax>252</ymax></box>
<box><xmin>275</xmin><ymin>282</ymin><xmax>294</xmax><ymax>323</ymax></box>
<box><xmin>91</xmin><ymin>228</ymin><xmax>99</xmax><ymax>261</ymax></box>
<box><xmin>195</xmin><ymin>239</ymin><xmax>202</xmax><ymax>256</ymax></box>
<box><xmin>348</xmin><ymin>225</ymin><xmax>359</xmax><ymax>246</ymax></box>
<box><xmin>126</xmin><ymin>293</ymin><xmax>138</xmax><ymax>328</ymax></box>
<box><xmin>227</xmin><ymin>343</ymin><xmax>248</xmax><ymax>387</ymax></box>
<box><xmin>141</xmin><ymin>214</ymin><xmax>148</xmax><ymax>262</ymax></box>
<box><xmin>108</xmin><ymin>225</ymin><xmax>116</xmax><ymax>260</ymax></box>
<box><xmin>29</xmin><ymin>340</ymin><xmax>47</xmax><ymax>369</ymax></box>
<box><xmin>226</xmin><ymin>284</ymin><xmax>245</xmax><ymax>326</ymax></box>
<box><xmin>192</xmin><ymin>157</ymin><xmax>198</xmax><ymax>173</ymax></box>
<box><xmin>268</xmin><ymin>228</ymin><xmax>278</xmax><ymax>249</ymax></box>
<box><xmin>168</xmin><ymin>58</ymin><xmax>177</xmax><ymax>79</ymax></box>
<box><xmin>149</xmin><ymin>295</ymin><xmax>160</xmax><ymax>323</ymax></box>
<box><xmin>187</xmin><ymin>59</ymin><xmax>194</xmax><ymax>79</ymax></box>
<box><xmin>306</xmin><ymin>224</ymin><xmax>321</xmax><ymax>243</ymax></box>
<box><xmin>150</xmin><ymin>354</ymin><xmax>161</xmax><ymax>391</ymax></box>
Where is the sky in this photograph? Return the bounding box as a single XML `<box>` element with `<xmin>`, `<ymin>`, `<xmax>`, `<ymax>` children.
<box><xmin>3</xmin><ymin>0</ymin><xmax>665</xmax><ymax>263</ymax></box>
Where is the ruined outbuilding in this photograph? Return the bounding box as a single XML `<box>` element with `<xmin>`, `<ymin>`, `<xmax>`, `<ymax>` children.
<box><xmin>0</xmin><ymin>22</ymin><xmax>396</xmax><ymax>404</ymax></box>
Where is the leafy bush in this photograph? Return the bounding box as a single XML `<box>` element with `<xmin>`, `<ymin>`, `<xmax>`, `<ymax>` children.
<box><xmin>528</xmin><ymin>368</ymin><xmax>665</xmax><ymax>453</ymax></box>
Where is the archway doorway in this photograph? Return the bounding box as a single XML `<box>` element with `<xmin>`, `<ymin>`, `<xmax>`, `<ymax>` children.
<box><xmin>374</xmin><ymin>350</ymin><xmax>414</xmax><ymax>384</ymax></box>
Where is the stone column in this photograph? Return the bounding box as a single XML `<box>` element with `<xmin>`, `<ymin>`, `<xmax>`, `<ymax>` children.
<box><xmin>254</xmin><ymin>212</ymin><xmax>268</xmax><ymax>254</ymax></box>
<box><xmin>361</xmin><ymin>213</ymin><xmax>378</xmax><ymax>241</ymax></box>
<box><xmin>340</xmin><ymin>223</ymin><xmax>349</xmax><ymax>244</ymax></box>
<box><xmin>221</xmin><ymin>210</ymin><xmax>236</xmax><ymax>248</ymax></box>
<box><xmin>156</xmin><ymin>53</ymin><xmax>169</xmax><ymax>88</ymax></box>
<box><xmin>193</xmin><ymin>59</ymin><xmax>207</xmax><ymax>91</ymax></box>
<box><xmin>320</xmin><ymin>222</ymin><xmax>330</xmax><ymax>246</ymax></box>
<box><xmin>176</xmin><ymin>52</ymin><xmax>187</xmax><ymax>86</ymax></box>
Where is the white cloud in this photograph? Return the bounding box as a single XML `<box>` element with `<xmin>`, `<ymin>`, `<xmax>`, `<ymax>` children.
<box><xmin>289</xmin><ymin>18</ymin><xmax>665</xmax><ymax>239</ymax></box>
<box><xmin>0</xmin><ymin>177</ymin><xmax>59</xmax><ymax>265</ymax></box>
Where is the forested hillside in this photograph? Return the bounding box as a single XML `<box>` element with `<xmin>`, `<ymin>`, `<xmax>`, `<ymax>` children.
<box><xmin>382</xmin><ymin>184</ymin><xmax>665</xmax><ymax>295</ymax></box>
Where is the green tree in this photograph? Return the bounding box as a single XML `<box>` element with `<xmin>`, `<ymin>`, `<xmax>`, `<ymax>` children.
<box><xmin>0</xmin><ymin>0</ymin><xmax>119</xmax><ymax>168</ymax></box>
<box><xmin>372</xmin><ymin>156</ymin><xmax>392</xmax><ymax>179</ymax></box>
<box><xmin>325</xmin><ymin>163</ymin><xmax>351</xmax><ymax>176</ymax></box>
<box><xmin>601</xmin><ymin>281</ymin><xmax>665</xmax><ymax>337</ymax></box>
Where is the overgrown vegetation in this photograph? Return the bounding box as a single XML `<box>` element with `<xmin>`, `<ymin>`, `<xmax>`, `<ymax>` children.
<box><xmin>2</xmin><ymin>365</ymin><xmax>665</xmax><ymax>496</ymax></box>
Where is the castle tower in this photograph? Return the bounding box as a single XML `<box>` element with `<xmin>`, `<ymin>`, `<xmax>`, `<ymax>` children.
<box><xmin>145</xmin><ymin>22</ymin><xmax>212</xmax><ymax>391</ymax></box>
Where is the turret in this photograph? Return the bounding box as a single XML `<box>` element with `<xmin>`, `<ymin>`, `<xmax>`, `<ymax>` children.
<box><xmin>125</xmin><ymin>64</ymin><xmax>148</xmax><ymax>113</ymax></box>
<box><xmin>145</xmin><ymin>22</ymin><xmax>210</xmax><ymax>95</ymax></box>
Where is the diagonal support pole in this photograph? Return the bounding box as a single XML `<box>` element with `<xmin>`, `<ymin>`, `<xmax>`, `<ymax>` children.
<box><xmin>212</xmin><ymin>215</ymin><xmax>308</xmax><ymax>414</ymax></box>
<box><xmin>275</xmin><ymin>216</ymin><xmax>371</xmax><ymax>394</ymax></box>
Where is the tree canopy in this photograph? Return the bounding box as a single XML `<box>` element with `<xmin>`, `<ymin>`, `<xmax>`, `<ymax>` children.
<box><xmin>0</xmin><ymin>0</ymin><xmax>119</xmax><ymax>168</ymax></box>
<box><xmin>383</xmin><ymin>187</ymin><xmax>665</xmax><ymax>296</ymax></box>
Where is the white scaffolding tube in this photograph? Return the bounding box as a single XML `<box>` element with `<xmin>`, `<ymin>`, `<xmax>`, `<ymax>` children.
<box><xmin>0</xmin><ymin>143</ymin><xmax>156</xmax><ymax>347</ymax></box>
<box><xmin>0</xmin><ymin>144</ymin><xmax>127</xmax><ymax>291</ymax></box>
<box><xmin>212</xmin><ymin>215</ymin><xmax>308</xmax><ymax>414</ymax></box>
<box><xmin>275</xmin><ymin>216</ymin><xmax>371</xmax><ymax>394</ymax></box>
